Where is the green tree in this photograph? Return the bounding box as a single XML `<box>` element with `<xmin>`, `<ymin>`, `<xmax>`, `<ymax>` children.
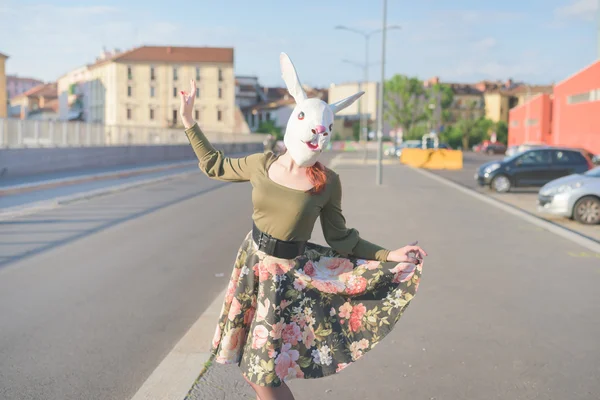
<box><xmin>384</xmin><ymin>75</ymin><xmax>427</xmax><ymax>143</ymax></box>
<box><xmin>425</xmin><ymin>83</ymin><xmax>454</xmax><ymax>128</ymax></box>
<box><xmin>495</xmin><ymin>120</ymin><xmax>508</xmax><ymax>144</ymax></box>
<box><xmin>256</xmin><ymin>120</ymin><xmax>282</xmax><ymax>140</ymax></box>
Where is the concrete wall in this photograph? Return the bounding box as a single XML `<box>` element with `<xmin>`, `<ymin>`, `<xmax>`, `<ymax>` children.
<box><xmin>0</xmin><ymin>141</ymin><xmax>264</xmax><ymax>178</ymax></box>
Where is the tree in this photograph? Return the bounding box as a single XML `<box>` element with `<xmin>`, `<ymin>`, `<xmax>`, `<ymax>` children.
<box><xmin>424</xmin><ymin>83</ymin><xmax>454</xmax><ymax>129</ymax></box>
<box><xmin>495</xmin><ymin>120</ymin><xmax>508</xmax><ymax>144</ymax></box>
<box><xmin>454</xmin><ymin>100</ymin><xmax>480</xmax><ymax>150</ymax></box>
<box><xmin>384</xmin><ymin>75</ymin><xmax>427</xmax><ymax>144</ymax></box>
<box><xmin>256</xmin><ymin>120</ymin><xmax>282</xmax><ymax>140</ymax></box>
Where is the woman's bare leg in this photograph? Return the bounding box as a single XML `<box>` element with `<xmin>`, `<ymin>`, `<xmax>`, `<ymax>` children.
<box><xmin>243</xmin><ymin>375</ymin><xmax>295</xmax><ymax>400</ymax></box>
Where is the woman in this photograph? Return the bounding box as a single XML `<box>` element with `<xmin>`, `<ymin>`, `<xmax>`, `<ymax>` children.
<box><xmin>180</xmin><ymin>53</ymin><xmax>427</xmax><ymax>400</ymax></box>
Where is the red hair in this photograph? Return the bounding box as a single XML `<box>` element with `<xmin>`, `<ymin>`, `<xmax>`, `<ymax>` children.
<box><xmin>307</xmin><ymin>162</ymin><xmax>327</xmax><ymax>194</ymax></box>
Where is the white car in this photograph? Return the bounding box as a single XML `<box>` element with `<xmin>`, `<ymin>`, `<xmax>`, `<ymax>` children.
<box><xmin>538</xmin><ymin>166</ymin><xmax>600</xmax><ymax>225</ymax></box>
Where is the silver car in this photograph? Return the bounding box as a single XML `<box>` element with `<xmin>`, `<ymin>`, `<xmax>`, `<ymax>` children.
<box><xmin>538</xmin><ymin>166</ymin><xmax>600</xmax><ymax>225</ymax></box>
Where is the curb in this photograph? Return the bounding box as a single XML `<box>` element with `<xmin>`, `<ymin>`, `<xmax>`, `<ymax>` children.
<box><xmin>0</xmin><ymin>161</ymin><xmax>199</xmax><ymax>196</ymax></box>
<box><xmin>129</xmin><ymin>287</ymin><xmax>226</xmax><ymax>400</ymax></box>
<box><xmin>0</xmin><ymin>169</ymin><xmax>198</xmax><ymax>221</ymax></box>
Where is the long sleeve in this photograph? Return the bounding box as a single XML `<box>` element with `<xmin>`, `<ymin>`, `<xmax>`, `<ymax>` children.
<box><xmin>320</xmin><ymin>173</ymin><xmax>390</xmax><ymax>262</ymax></box>
<box><xmin>184</xmin><ymin>123</ymin><xmax>265</xmax><ymax>182</ymax></box>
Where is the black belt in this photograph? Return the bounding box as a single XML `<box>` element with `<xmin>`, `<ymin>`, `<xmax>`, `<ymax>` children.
<box><xmin>252</xmin><ymin>223</ymin><xmax>306</xmax><ymax>259</ymax></box>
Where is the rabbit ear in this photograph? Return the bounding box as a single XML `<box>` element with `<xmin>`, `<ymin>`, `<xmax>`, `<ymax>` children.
<box><xmin>329</xmin><ymin>91</ymin><xmax>365</xmax><ymax>114</ymax></box>
<box><xmin>280</xmin><ymin>52</ymin><xmax>307</xmax><ymax>103</ymax></box>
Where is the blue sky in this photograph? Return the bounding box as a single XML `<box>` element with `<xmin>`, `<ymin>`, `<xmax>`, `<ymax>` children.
<box><xmin>1</xmin><ymin>0</ymin><xmax>598</xmax><ymax>88</ymax></box>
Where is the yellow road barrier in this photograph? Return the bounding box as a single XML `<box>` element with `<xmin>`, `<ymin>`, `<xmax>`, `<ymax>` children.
<box><xmin>400</xmin><ymin>148</ymin><xmax>463</xmax><ymax>170</ymax></box>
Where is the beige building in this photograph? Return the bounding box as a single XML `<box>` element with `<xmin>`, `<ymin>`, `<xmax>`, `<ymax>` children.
<box><xmin>328</xmin><ymin>81</ymin><xmax>379</xmax><ymax>120</ymax></box>
<box><xmin>57</xmin><ymin>46</ymin><xmax>236</xmax><ymax>133</ymax></box>
<box><xmin>0</xmin><ymin>52</ymin><xmax>8</xmax><ymax>118</ymax></box>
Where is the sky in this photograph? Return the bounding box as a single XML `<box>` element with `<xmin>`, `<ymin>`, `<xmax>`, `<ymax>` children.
<box><xmin>0</xmin><ymin>0</ymin><xmax>599</xmax><ymax>88</ymax></box>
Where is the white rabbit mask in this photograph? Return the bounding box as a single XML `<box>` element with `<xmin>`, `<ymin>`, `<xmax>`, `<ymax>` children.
<box><xmin>279</xmin><ymin>52</ymin><xmax>364</xmax><ymax>167</ymax></box>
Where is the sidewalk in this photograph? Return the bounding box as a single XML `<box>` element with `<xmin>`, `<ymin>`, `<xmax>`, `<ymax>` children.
<box><xmin>183</xmin><ymin>153</ymin><xmax>600</xmax><ymax>399</ymax></box>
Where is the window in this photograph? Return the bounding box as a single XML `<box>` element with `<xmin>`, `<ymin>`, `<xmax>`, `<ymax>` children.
<box><xmin>150</xmin><ymin>66</ymin><xmax>155</xmax><ymax>81</ymax></box>
<box><xmin>525</xmin><ymin>118</ymin><xmax>539</xmax><ymax>126</ymax></box>
<box><xmin>510</xmin><ymin>120</ymin><xmax>519</xmax><ymax>127</ymax></box>
<box><xmin>266</xmin><ymin>112</ymin><xmax>271</xmax><ymax>121</ymax></box>
<box><xmin>218</xmin><ymin>87</ymin><xmax>222</xmax><ymax>99</ymax></box>
<box><xmin>173</xmin><ymin>87</ymin><xmax>178</xmax><ymax>98</ymax></box>
<box><xmin>150</xmin><ymin>108</ymin><xmax>154</xmax><ymax>120</ymax></box>
<box><xmin>150</xmin><ymin>86</ymin><xmax>155</xmax><ymax>98</ymax></box>
<box><xmin>195</xmin><ymin>109</ymin><xmax>199</xmax><ymax>120</ymax></box>
<box><xmin>172</xmin><ymin>109</ymin><xmax>178</xmax><ymax>124</ymax></box>
<box><xmin>217</xmin><ymin>109</ymin><xmax>222</xmax><ymax>121</ymax></box>
<box><xmin>567</xmin><ymin>90</ymin><xmax>599</xmax><ymax>104</ymax></box>
<box><xmin>127</xmin><ymin>66</ymin><xmax>132</xmax><ymax>80</ymax></box>
<box><xmin>218</xmin><ymin>68</ymin><xmax>223</xmax><ymax>82</ymax></box>
<box><xmin>173</xmin><ymin>67</ymin><xmax>178</xmax><ymax>81</ymax></box>
<box><xmin>196</xmin><ymin>87</ymin><xmax>200</xmax><ymax>98</ymax></box>
<box><xmin>516</xmin><ymin>150</ymin><xmax>551</xmax><ymax>165</ymax></box>
<box><xmin>127</xmin><ymin>86</ymin><xmax>132</xmax><ymax>97</ymax></box>
<box><xmin>127</xmin><ymin>108</ymin><xmax>132</xmax><ymax>120</ymax></box>
<box><xmin>196</xmin><ymin>66</ymin><xmax>201</xmax><ymax>81</ymax></box>
<box><xmin>554</xmin><ymin>150</ymin><xmax>586</xmax><ymax>165</ymax></box>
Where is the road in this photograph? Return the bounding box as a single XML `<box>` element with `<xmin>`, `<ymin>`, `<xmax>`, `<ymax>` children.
<box><xmin>431</xmin><ymin>152</ymin><xmax>600</xmax><ymax>242</ymax></box>
<box><xmin>2</xmin><ymin>151</ymin><xmax>600</xmax><ymax>400</ymax></box>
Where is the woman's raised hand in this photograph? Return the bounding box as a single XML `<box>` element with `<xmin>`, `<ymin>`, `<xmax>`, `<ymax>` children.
<box><xmin>179</xmin><ymin>79</ymin><xmax>197</xmax><ymax>129</ymax></box>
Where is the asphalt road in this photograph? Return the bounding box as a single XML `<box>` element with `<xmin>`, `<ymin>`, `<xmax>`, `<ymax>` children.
<box><xmin>431</xmin><ymin>152</ymin><xmax>600</xmax><ymax>242</ymax></box>
<box><xmin>191</xmin><ymin>152</ymin><xmax>600</xmax><ymax>400</ymax></box>
<box><xmin>2</xmin><ymin>151</ymin><xmax>600</xmax><ymax>400</ymax></box>
<box><xmin>0</xmin><ymin>168</ymin><xmax>256</xmax><ymax>399</ymax></box>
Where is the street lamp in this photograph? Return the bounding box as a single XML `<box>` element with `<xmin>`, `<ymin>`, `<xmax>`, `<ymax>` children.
<box><xmin>336</xmin><ymin>23</ymin><xmax>401</xmax><ymax>164</ymax></box>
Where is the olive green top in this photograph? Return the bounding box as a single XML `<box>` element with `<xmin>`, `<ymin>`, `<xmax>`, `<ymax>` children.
<box><xmin>184</xmin><ymin>123</ymin><xmax>390</xmax><ymax>262</ymax></box>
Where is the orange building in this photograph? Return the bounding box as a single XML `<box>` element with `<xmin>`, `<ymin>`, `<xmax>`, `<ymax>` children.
<box><xmin>509</xmin><ymin>60</ymin><xmax>600</xmax><ymax>154</ymax></box>
<box><xmin>508</xmin><ymin>93</ymin><xmax>552</xmax><ymax>147</ymax></box>
<box><xmin>552</xmin><ymin>60</ymin><xmax>600</xmax><ymax>154</ymax></box>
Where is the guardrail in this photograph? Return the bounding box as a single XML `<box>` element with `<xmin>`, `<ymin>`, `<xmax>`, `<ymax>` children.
<box><xmin>0</xmin><ymin>118</ymin><xmax>268</xmax><ymax>148</ymax></box>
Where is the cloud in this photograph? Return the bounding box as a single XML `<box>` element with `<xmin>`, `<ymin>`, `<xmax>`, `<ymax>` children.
<box><xmin>555</xmin><ymin>0</ymin><xmax>599</xmax><ymax>21</ymax></box>
<box><xmin>439</xmin><ymin>10</ymin><xmax>524</xmax><ymax>24</ymax></box>
<box><xmin>472</xmin><ymin>37</ymin><xmax>498</xmax><ymax>51</ymax></box>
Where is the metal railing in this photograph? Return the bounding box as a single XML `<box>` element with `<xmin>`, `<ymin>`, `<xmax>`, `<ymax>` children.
<box><xmin>0</xmin><ymin>118</ymin><xmax>268</xmax><ymax>148</ymax></box>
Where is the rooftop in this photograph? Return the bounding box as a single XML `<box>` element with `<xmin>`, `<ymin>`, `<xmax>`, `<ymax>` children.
<box><xmin>89</xmin><ymin>45</ymin><xmax>234</xmax><ymax>70</ymax></box>
<box><xmin>12</xmin><ymin>82</ymin><xmax>58</xmax><ymax>100</ymax></box>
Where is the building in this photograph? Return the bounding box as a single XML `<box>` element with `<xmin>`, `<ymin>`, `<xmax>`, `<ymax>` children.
<box><xmin>243</xmin><ymin>87</ymin><xmax>328</xmax><ymax>134</ymax></box>
<box><xmin>508</xmin><ymin>60</ymin><xmax>600</xmax><ymax>154</ymax></box>
<box><xmin>0</xmin><ymin>52</ymin><xmax>7</xmax><ymax>118</ymax></box>
<box><xmin>552</xmin><ymin>60</ymin><xmax>600</xmax><ymax>153</ymax></box>
<box><xmin>235</xmin><ymin>76</ymin><xmax>264</xmax><ymax>108</ymax></box>
<box><xmin>6</xmin><ymin>75</ymin><xmax>44</xmax><ymax>100</ymax></box>
<box><xmin>57</xmin><ymin>45</ymin><xmax>237</xmax><ymax>133</ymax></box>
<box><xmin>9</xmin><ymin>82</ymin><xmax>59</xmax><ymax>120</ymax></box>
<box><xmin>507</xmin><ymin>93</ymin><xmax>552</xmax><ymax>147</ymax></box>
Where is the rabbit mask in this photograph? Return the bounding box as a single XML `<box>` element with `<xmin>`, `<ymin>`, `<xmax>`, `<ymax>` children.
<box><xmin>280</xmin><ymin>52</ymin><xmax>364</xmax><ymax>167</ymax></box>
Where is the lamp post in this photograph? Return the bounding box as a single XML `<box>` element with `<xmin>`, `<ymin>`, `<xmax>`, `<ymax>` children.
<box><xmin>376</xmin><ymin>0</ymin><xmax>388</xmax><ymax>185</ymax></box>
<box><xmin>336</xmin><ymin>22</ymin><xmax>400</xmax><ymax>165</ymax></box>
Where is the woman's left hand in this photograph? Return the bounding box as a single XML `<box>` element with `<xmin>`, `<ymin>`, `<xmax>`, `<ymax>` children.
<box><xmin>387</xmin><ymin>241</ymin><xmax>428</xmax><ymax>264</ymax></box>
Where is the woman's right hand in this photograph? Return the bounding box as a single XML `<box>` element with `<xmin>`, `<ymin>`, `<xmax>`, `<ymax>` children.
<box><xmin>179</xmin><ymin>79</ymin><xmax>196</xmax><ymax>129</ymax></box>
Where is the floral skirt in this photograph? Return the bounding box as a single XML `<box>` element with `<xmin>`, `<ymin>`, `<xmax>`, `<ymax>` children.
<box><xmin>210</xmin><ymin>231</ymin><xmax>423</xmax><ymax>387</ymax></box>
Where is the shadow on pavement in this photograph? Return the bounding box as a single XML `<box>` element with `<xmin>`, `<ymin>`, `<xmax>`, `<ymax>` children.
<box><xmin>0</xmin><ymin>182</ymin><xmax>229</xmax><ymax>269</ymax></box>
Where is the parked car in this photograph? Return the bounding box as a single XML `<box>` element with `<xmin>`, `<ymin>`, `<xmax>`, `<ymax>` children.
<box><xmin>538</xmin><ymin>166</ymin><xmax>600</xmax><ymax>225</ymax></box>
<box><xmin>481</xmin><ymin>142</ymin><xmax>507</xmax><ymax>155</ymax></box>
<box><xmin>475</xmin><ymin>147</ymin><xmax>594</xmax><ymax>193</ymax></box>
<box><xmin>384</xmin><ymin>140</ymin><xmax>423</xmax><ymax>157</ymax></box>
